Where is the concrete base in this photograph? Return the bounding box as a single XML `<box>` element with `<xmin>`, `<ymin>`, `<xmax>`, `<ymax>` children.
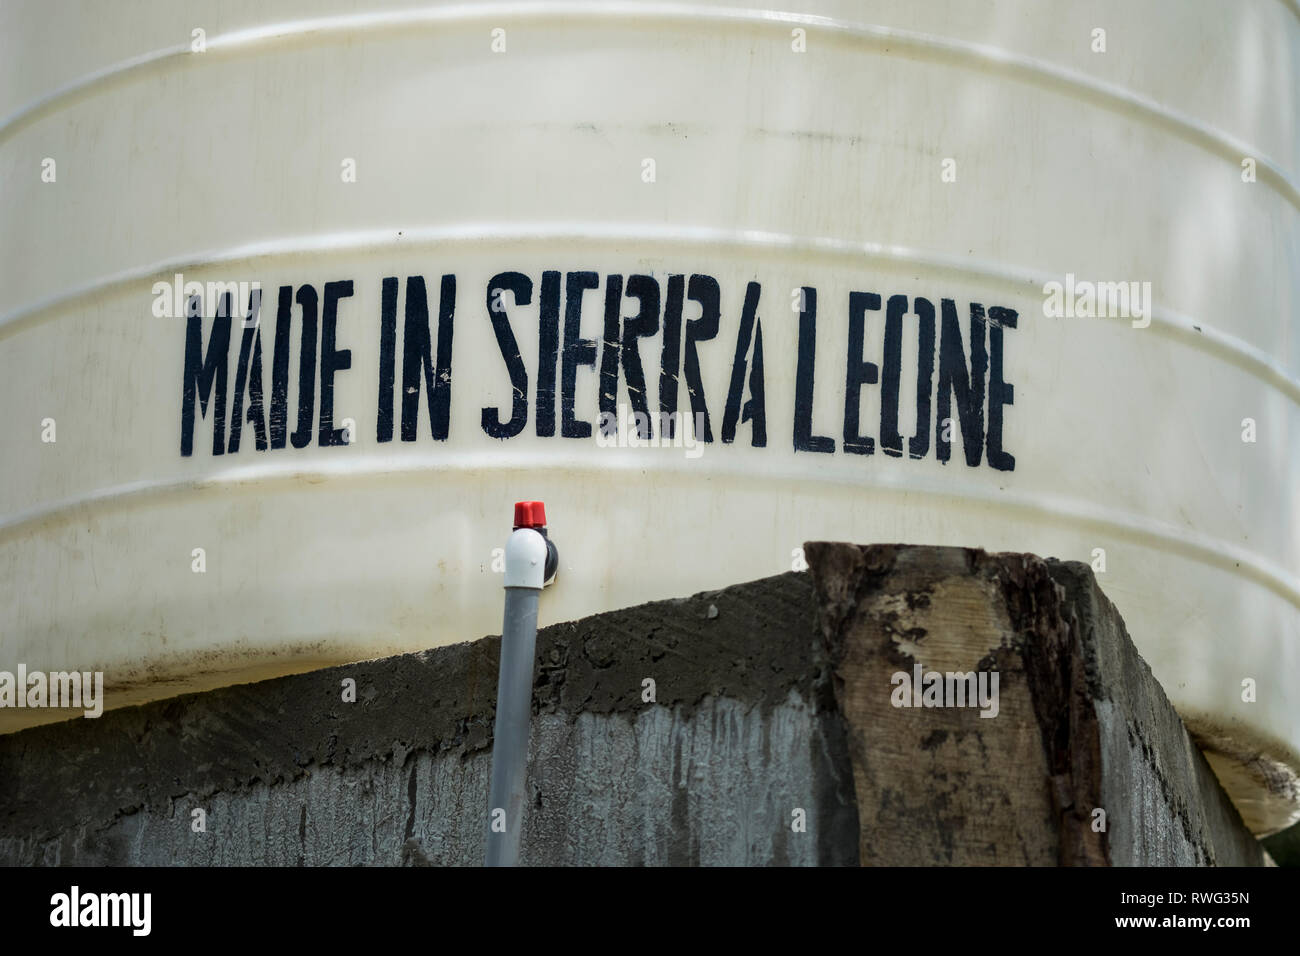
<box><xmin>808</xmin><ymin>543</ymin><xmax>1268</xmax><ymax>866</ymax></box>
<box><xmin>0</xmin><ymin>544</ymin><xmax>1274</xmax><ymax>866</ymax></box>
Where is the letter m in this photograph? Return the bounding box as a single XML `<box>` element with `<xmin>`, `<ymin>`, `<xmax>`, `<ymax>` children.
<box><xmin>946</xmin><ymin>671</ymin><xmax>977</xmax><ymax>708</ymax></box>
<box><xmin>101</xmin><ymin>893</ymin><xmax>130</xmax><ymax>927</ymax></box>
<box><xmin>1096</xmin><ymin>281</ymin><xmax>1128</xmax><ymax>318</ymax></box>
<box><xmin>181</xmin><ymin>312</ymin><xmax>232</xmax><ymax>456</ymax></box>
<box><xmin>51</xmin><ymin>671</ymin><xmax>80</xmax><ymax>708</ymax></box>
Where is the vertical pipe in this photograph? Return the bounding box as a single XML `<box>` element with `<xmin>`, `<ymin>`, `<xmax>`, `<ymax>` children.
<box><xmin>485</xmin><ymin>512</ymin><xmax>550</xmax><ymax>866</ymax></box>
<box><xmin>485</xmin><ymin>585</ymin><xmax>541</xmax><ymax>867</ymax></box>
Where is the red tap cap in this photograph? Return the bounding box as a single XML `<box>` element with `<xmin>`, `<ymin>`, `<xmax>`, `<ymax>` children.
<box><xmin>513</xmin><ymin>500</ymin><xmax>547</xmax><ymax>530</ymax></box>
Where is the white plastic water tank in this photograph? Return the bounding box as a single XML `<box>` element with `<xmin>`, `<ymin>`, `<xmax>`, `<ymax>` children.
<box><xmin>1</xmin><ymin>0</ymin><xmax>1297</xmax><ymax>832</ymax></box>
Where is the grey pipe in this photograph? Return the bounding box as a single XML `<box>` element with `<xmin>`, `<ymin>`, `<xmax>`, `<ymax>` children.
<box><xmin>485</xmin><ymin>583</ymin><xmax>541</xmax><ymax>866</ymax></box>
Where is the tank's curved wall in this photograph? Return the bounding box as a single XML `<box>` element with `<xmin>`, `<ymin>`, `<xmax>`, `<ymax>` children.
<box><xmin>1</xmin><ymin>0</ymin><xmax>1297</xmax><ymax>831</ymax></box>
